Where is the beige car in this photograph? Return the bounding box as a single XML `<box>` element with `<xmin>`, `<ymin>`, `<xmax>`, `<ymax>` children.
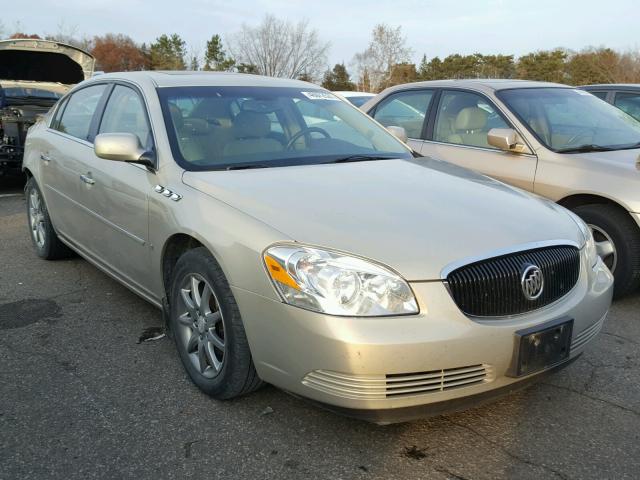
<box><xmin>22</xmin><ymin>72</ymin><xmax>613</xmax><ymax>423</ymax></box>
<box><xmin>364</xmin><ymin>80</ymin><xmax>640</xmax><ymax>298</ymax></box>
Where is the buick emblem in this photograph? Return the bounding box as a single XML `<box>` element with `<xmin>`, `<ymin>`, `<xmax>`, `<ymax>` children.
<box><xmin>521</xmin><ymin>264</ymin><xmax>544</xmax><ymax>300</ymax></box>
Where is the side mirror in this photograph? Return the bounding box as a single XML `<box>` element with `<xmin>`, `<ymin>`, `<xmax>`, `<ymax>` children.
<box><xmin>387</xmin><ymin>125</ymin><xmax>408</xmax><ymax>143</ymax></box>
<box><xmin>487</xmin><ymin>128</ymin><xmax>527</xmax><ymax>153</ymax></box>
<box><xmin>94</xmin><ymin>133</ymin><xmax>154</xmax><ymax>167</ymax></box>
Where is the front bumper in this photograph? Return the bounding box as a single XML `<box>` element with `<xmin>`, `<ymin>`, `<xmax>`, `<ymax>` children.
<box><xmin>233</xmin><ymin>253</ymin><xmax>613</xmax><ymax>423</ymax></box>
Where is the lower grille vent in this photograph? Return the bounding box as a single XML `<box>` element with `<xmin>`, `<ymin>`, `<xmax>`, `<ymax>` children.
<box><xmin>302</xmin><ymin>365</ymin><xmax>492</xmax><ymax>400</ymax></box>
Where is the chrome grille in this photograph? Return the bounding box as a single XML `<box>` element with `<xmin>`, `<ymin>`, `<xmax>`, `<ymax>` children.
<box><xmin>446</xmin><ymin>246</ymin><xmax>580</xmax><ymax>317</ymax></box>
<box><xmin>302</xmin><ymin>365</ymin><xmax>492</xmax><ymax>400</ymax></box>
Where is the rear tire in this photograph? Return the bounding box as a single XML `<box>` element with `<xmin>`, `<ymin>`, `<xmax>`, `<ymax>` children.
<box><xmin>25</xmin><ymin>177</ymin><xmax>73</xmax><ymax>260</ymax></box>
<box><xmin>169</xmin><ymin>247</ymin><xmax>263</xmax><ymax>399</ymax></box>
<box><xmin>573</xmin><ymin>203</ymin><xmax>640</xmax><ymax>298</ymax></box>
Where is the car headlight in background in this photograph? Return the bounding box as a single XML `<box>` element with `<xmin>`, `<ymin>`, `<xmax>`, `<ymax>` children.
<box><xmin>263</xmin><ymin>244</ymin><xmax>418</xmax><ymax>316</ymax></box>
<box><xmin>567</xmin><ymin>211</ymin><xmax>598</xmax><ymax>267</ymax></box>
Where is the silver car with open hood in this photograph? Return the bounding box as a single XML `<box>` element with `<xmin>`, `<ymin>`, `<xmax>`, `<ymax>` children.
<box><xmin>0</xmin><ymin>38</ymin><xmax>94</xmax><ymax>175</ymax></box>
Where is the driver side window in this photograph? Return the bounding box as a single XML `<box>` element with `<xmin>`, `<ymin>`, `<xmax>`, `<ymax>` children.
<box><xmin>434</xmin><ymin>90</ymin><xmax>509</xmax><ymax>149</ymax></box>
<box><xmin>372</xmin><ymin>90</ymin><xmax>432</xmax><ymax>139</ymax></box>
<box><xmin>99</xmin><ymin>85</ymin><xmax>152</xmax><ymax>149</ymax></box>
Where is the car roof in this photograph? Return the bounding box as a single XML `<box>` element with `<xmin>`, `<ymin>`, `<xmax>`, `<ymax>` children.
<box><xmin>581</xmin><ymin>84</ymin><xmax>640</xmax><ymax>91</ymax></box>
<box><xmin>84</xmin><ymin>71</ymin><xmax>317</xmax><ymax>89</ymax></box>
<box><xmin>377</xmin><ymin>78</ymin><xmax>571</xmax><ymax>95</ymax></box>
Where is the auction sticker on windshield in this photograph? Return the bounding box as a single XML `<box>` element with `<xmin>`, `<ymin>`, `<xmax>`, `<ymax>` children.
<box><xmin>301</xmin><ymin>91</ymin><xmax>340</xmax><ymax>101</ymax></box>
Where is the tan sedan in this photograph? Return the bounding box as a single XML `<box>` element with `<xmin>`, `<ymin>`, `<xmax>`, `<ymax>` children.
<box><xmin>22</xmin><ymin>72</ymin><xmax>612</xmax><ymax>423</ymax></box>
<box><xmin>365</xmin><ymin>80</ymin><xmax>640</xmax><ymax>298</ymax></box>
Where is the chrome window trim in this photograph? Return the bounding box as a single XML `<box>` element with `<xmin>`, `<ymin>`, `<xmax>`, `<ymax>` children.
<box><xmin>420</xmin><ymin>139</ymin><xmax>537</xmax><ymax>158</ymax></box>
<box><xmin>46</xmin><ymin>128</ymin><xmax>94</xmax><ymax>148</ymax></box>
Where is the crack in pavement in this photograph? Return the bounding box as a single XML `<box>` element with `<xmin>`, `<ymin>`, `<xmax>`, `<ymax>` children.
<box><xmin>601</xmin><ymin>331</ymin><xmax>640</xmax><ymax>347</ymax></box>
<box><xmin>433</xmin><ymin>465</ymin><xmax>472</xmax><ymax>480</ymax></box>
<box><xmin>444</xmin><ymin>418</ymin><xmax>571</xmax><ymax>480</ymax></box>
<box><xmin>540</xmin><ymin>382</ymin><xmax>640</xmax><ymax>418</ymax></box>
<box><xmin>0</xmin><ymin>338</ymin><xmax>117</xmax><ymax>435</ymax></box>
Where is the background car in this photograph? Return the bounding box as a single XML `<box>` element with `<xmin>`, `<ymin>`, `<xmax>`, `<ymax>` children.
<box><xmin>580</xmin><ymin>84</ymin><xmax>640</xmax><ymax>122</ymax></box>
<box><xmin>0</xmin><ymin>38</ymin><xmax>94</xmax><ymax>176</ymax></box>
<box><xmin>333</xmin><ymin>91</ymin><xmax>375</xmax><ymax>108</ymax></box>
<box><xmin>364</xmin><ymin>79</ymin><xmax>640</xmax><ymax>298</ymax></box>
<box><xmin>22</xmin><ymin>72</ymin><xmax>612</xmax><ymax>423</ymax></box>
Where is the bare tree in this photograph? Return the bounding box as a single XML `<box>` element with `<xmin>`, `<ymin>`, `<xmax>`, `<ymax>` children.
<box><xmin>229</xmin><ymin>14</ymin><xmax>329</xmax><ymax>80</ymax></box>
<box><xmin>45</xmin><ymin>20</ymin><xmax>91</xmax><ymax>51</ymax></box>
<box><xmin>353</xmin><ymin>24</ymin><xmax>412</xmax><ymax>92</ymax></box>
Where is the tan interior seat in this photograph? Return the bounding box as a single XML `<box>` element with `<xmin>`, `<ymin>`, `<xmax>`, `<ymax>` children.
<box><xmin>448</xmin><ymin>107</ymin><xmax>489</xmax><ymax>147</ymax></box>
<box><xmin>223</xmin><ymin>111</ymin><xmax>284</xmax><ymax>157</ymax></box>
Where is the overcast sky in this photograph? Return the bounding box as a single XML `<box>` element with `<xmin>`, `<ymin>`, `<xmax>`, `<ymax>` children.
<box><xmin>4</xmin><ymin>0</ymin><xmax>638</xmax><ymax>68</ymax></box>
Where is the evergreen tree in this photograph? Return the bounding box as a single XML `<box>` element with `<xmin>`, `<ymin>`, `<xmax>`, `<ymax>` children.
<box><xmin>321</xmin><ymin>63</ymin><xmax>355</xmax><ymax>90</ymax></box>
<box><xmin>236</xmin><ymin>63</ymin><xmax>259</xmax><ymax>74</ymax></box>
<box><xmin>150</xmin><ymin>34</ymin><xmax>186</xmax><ymax>70</ymax></box>
<box><xmin>203</xmin><ymin>34</ymin><xmax>235</xmax><ymax>71</ymax></box>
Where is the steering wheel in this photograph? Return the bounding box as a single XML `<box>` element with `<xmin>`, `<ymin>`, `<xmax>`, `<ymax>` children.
<box><xmin>286</xmin><ymin>127</ymin><xmax>331</xmax><ymax>150</ymax></box>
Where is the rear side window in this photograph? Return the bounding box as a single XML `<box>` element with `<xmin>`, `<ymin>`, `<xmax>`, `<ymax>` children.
<box><xmin>56</xmin><ymin>84</ymin><xmax>107</xmax><ymax>141</ymax></box>
<box><xmin>50</xmin><ymin>97</ymin><xmax>69</xmax><ymax>130</ymax></box>
<box><xmin>99</xmin><ymin>85</ymin><xmax>153</xmax><ymax>149</ymax></box>
<box><xmin>372</xmin><ymin>90</ymin><xmax>432</xmax><ymax>139</ymax></box>
<box><xmin>589</xmin><ymin>91</ymin><xmax>608</xmax><ymax>101</ymax></box>
<box><xmin>614</xmin><ymin>92</ymin><xmax>640</xmax><ymax>122</ymax></box>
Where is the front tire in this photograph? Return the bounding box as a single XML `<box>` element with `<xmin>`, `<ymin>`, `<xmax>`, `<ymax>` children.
<box><xmin>25</xmin><ymin>177</ymin><xmax>73</xmax><ymax>260</ymax></box>
<box><xmin>573</xmin><ymin>204</ymin><xmax>640</xmax><ymax>298</ymax></box>
<box><xmin>169</xmin><ymin>247</ymin><xmax>263</xmax><ymax>399</ymax></box>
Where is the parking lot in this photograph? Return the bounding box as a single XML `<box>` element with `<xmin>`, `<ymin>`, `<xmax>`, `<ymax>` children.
<box><xmin>1</xmin><ymin>175</ymin><xmax>639</xmax><ymax>480</ymax></box>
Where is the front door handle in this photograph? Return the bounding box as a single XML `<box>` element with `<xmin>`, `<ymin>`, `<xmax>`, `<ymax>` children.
<box><xmin>80</xmin><ymin>173</ymin><xmax>95</xmax><ymax>185</ymax></box>
<box><xmin>40</xmin><ymin>153</ymin><xmax>53</xmax><ymax>162</ymax></box>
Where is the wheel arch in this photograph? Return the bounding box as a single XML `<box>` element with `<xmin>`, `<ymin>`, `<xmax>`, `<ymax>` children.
<box><xmin>557</xmin><ymin>193</ymin><xmax>631</xmax><ymax>215</ymax></box>
<box><xmin>160</xmin><ymin>233</ymin><xmax>205</xmax><ymax>301</ymax></box>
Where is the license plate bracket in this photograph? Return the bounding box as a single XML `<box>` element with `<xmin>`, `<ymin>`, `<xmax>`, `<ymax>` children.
<box><xmin>509</xmin><ymin>317</ymin><xmax>573</xmax><ymax>377</ymax></box>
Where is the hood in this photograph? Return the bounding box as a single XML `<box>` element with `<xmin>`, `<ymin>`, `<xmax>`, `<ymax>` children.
<box><xmin>0</xmin><ymin>39</ymin><xmax>94</xmax><ymax>84</ymax></box>
<box><xmin>0</xmin><ymin>80</ymin><xmax>69</xmax><ymax>96</ymax></box>
<box><xmin>183</xmin><ymin>158</ymin><xmax>583</xmax><ymax>281</ymax></box>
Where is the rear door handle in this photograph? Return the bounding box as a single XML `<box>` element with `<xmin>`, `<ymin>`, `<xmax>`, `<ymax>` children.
<box><xmin>80</xmin><ymin>173</ymin><xmax>95</xmax><ymax>185</ymax></box>
<box><xmin>40</xmin><ymin>153</ymin><xmax>53</xmax><ymax>162</ymax></box>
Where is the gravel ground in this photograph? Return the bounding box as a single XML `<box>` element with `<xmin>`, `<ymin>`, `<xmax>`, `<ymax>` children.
<box><xmin>1</xmin><ymin>175</ymin><xmax>639</xmax><ymax>479</ymax></box>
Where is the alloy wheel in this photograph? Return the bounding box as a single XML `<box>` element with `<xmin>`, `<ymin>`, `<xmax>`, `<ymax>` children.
<box><xmin>589</xmin><ymin>223</ymin><xmax>617</xmax><ymax>273</ymax></box>
<box><xmin>177</xmin><ymin>273</ymin><xmax>226</xmax><ymax>378</ymax></box>
<box><xmin>29</xmin><ymin>188</ymin><xmax>46</xmax><ymax>249</ymax></box>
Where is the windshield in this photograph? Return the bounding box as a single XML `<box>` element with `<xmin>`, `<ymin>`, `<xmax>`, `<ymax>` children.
<box><xmin>498</xmin><ymin>88</ymin><xmax>640</xmax><ymax>152</ymax></box>
<box><xmin>2</xmin><ymin>87</ymin><xmax>62</xmax><ymax>99</ymax></box>
<box><xmin>157</xmin><ymin>86</ymin><xmax>411</xmax><ymax>170</ymax></box>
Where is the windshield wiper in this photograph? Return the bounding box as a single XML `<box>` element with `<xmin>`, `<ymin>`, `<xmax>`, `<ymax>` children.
<box><xmin>329</xmin><ymin>155</ymin><xmax>397</xmax><ymax>164</ymax></box>
<box><xmin>555</xmin><ymin>144</ymin><xmax>616</xmax><ymax>153</ymax></box>
<box><xmin>225</xmin><ymin>163</ymin><xmax>272</xmax><ymax>170</ymax></box>
<box><xmin>618</xmin><ymin>141</ymin><xmax>640</xmax><ymax>150</ymax></box>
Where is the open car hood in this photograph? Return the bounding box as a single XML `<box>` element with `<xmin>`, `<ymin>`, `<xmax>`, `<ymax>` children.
<box><xmin>0</xmin><ymin>38</ymin><xmax>95</xmax><ymax>85</ymax></box>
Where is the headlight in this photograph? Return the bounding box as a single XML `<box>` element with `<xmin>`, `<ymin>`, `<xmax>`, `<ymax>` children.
<box><xmin>263</xmin><ymin>244</ymin><xmax>418</xmax><ymax>316</ymax></box>
<box><xmin>567</xmin><ymin>211</ymin><xmax>598</xmax><ymax>267</ymax></box>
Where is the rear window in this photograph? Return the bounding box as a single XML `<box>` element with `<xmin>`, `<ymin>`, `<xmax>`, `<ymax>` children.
<box><xmin>56</xmin><ymin>84</ymin><xmax>107</xmax><ymax>141</ymax></box>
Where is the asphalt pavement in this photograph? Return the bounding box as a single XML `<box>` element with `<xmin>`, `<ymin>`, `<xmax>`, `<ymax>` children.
<box><xmin>1</xmin><ymin>175</ymin><xmax>639</xmax><ymax>479</ymax></box>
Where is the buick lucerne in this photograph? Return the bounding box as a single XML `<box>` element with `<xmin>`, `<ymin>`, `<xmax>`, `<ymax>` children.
<box><xmin>22</xmin><ymin>72</ymin><xmax>613</xmax><ymax>423</ymax></box>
